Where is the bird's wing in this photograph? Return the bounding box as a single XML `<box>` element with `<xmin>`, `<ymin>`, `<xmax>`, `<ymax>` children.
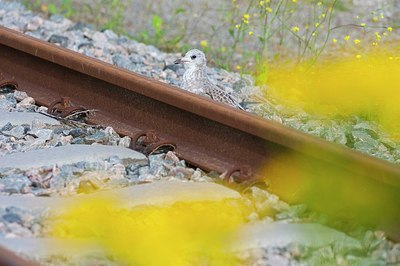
<box><xmin>206</xmin><ymin>83</ymin><xmax>245</xmax><ymax>110</ymax></box>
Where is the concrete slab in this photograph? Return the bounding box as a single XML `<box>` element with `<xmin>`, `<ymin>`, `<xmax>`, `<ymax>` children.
<box><xmin>0</xmin><ymin>144</ymin><xmax>147</xmax><ymax>170</ymax></box>
<box><xmin>0</xmin><ymin>237</ymin><xmax>104</xmax><ymax>259</ymax></box>
<box><xmin>232</xmin><ymin>222</ymin><xmax>362</xmax><ymax>251</ymax></box>
<box><xmin>0</xmin><ymin>111</ymin><xmax>60</xmax><ymax>127</ymax></box>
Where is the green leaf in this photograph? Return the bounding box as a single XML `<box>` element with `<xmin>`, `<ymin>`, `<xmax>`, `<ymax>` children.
<box><xmin>258</xmin><ymin>36</ymin><xmax>266</xmax><ymax>43</ymax></box>
<box><xmin>169</xmin><ymin>34</ymin><xmax>184</xmax><ymax>45</ymax></box>
<box><xmin>48</xmin><ymin>3</ymin><xmax>57</xmax><ymax>14</ymax></box>
<box><xmin>228</xmin><ymin>28</ymin><xmax>234</xmax><ymax>38</ymax></box>
<box><xmin>151</xmin><ymin>15</ymin><xmax>163</xmax><ymax>33</ymax></box>
<box><xmin>175</xmin><ymin>8</ymin><xmax>186</xmax><ymax>14</ymax></box>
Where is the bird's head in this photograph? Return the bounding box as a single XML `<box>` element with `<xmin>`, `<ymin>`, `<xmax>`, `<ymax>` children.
<box><xmin>174</xmin><ymin>49</ymin><xmax>207</xmax><ymax>69</ymax></box>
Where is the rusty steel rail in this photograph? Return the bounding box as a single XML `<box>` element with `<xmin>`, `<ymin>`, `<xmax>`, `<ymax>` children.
<box><xmin>0</xmin><ymin>246</ymin><xmax>39</xmax><ymax>266</ymax></box>
<box><xmin>1</xmin><ymin>26</ymin><xmax>400</xmax><ymax>240</ymax></box>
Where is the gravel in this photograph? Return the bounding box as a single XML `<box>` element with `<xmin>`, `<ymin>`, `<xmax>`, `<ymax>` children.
<box><xmin>2</xmin><ymin>1</ymin><xmax>399</xmax><ymax>164</ymax></box>
<box><xmin>0</xmin><ymin>88</ymin><xmax>398</xmax><ymax>264</ymax></box>
<box><xmin>0</xmin><ymin>1</ymin><xmax>399</xmax><ymax>265</ymax></box>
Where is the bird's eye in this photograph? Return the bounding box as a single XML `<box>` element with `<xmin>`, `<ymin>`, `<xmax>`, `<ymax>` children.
<box><xmin>190</xmin><ymin>55</ymin><xmax>197</xmax><ymax>60</ymax></box>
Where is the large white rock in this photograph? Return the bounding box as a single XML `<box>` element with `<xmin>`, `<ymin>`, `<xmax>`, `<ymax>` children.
<box><xmin>0</xmin><ymin>144</ymin><xmax>147</xmax><ymax>170</ymax></box>
<box><xmin>232</xmin><ymin>221</ymin><xmax>362</xmax><ymax>251</ymax></box>
<box><xmin>0</xmin><ymin>181</ymin><xmax>241</xmax><ymax>213</ymax></box>
<box><xmin>0</xmin><ymin>111</ymin><xmax>60</xmax><ymax>127</ymax></box>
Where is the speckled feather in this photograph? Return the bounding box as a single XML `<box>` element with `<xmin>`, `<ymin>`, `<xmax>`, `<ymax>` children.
<box><xmin>176</xmin><ymin>49</ymin><xmax>244</xmax><ymax>110</ymax></box>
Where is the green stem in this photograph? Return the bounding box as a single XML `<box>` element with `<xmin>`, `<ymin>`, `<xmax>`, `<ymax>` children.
<box><xmin>312</xmin><ymin>0</ymin><xmax>338</xmax><ymax>64</ymax></box>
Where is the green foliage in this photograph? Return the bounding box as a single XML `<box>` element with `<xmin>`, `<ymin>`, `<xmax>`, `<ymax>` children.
<box><xmin>46</xmin><ymin>0</ymin><xmax>74</xmax><ymax>17</ymax></box>
<box><xmin>135</xmin><ymin>8</ymin><xmax>187</xmax><ymax>52</ymax></box>
<box><xmin>151</xmin><ymin>15</ymin><xmax>164</xmax><ymax>39</ymax></box>
<box><xmin>20</xmin><ymin>0</ymin><xmax>127</xmax><ymax>34</ymax></box>
<box><xmin>19</xmin><ymin>0</ymin><xmax>398</xmax><ymax>73</ymax></box>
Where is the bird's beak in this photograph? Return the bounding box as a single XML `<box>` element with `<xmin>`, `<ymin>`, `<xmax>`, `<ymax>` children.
<box><xmin>175</xmin><ymin>58</ymin><xmax>190</xmax><ymax>64</ymax></box>
<box><xmin>174</xmin><ymin>58</ymin><xmax>183</xmax><ymax>64</ymax></box>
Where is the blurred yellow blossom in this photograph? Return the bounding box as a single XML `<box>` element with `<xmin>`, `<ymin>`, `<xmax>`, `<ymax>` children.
<box><xmin>332</xmin><ymin>38</ymin><xmax>337</xmax><ymax>43</ymax></box>
<box><xmin>387</xmin><ymin>27</ymin><xmax>393</xmax><ymax>32</ymax></box>
<box><xmin>249</xmin><ymin>31</ymin><xmax>254</xmax><ymax>36</ymax></box>
<box><xmin>40</xmin><ymin>4</ymin><xmax>48</xmax><ymax>12</ymax></box>
<box><xmin>256</xmin><ymin>49</ymin><xmax>400</xmax><ymax>136</ymax></box>
<box><xmin>344</xmin><ymin>35</ymin><xmax>350</xmax><ymax>41</ymax></box>
<box><xmin>53</xmin><ymin>198</ymin><xmax>247</xmax><ymax>266</ymax></box>
<box><xmin>266</xmin><ymin>7</ymin><xmax>273</xmax><ymax>13</ymax></box>
<box><xmin>200</xmin><ymin>40</ymin><xmax>208</xmax><ymax>47</ymax></box>
<box><xmin>259</xmin><ymin>0</ymin><xmax>264</xmax><ymax>6</ymax></box>
<box><xmin>291</xmin><ymin>26</ymin><xmax>300</xmax><ymax>33</ymax></box>
<box><xmin>354</xmin><ymin>39</ymin><xmax>360</xmax><ymax>45</ymax></box>
<box><xmin>360</xmin><ymin>22</ymin><xmax>366</xmax><ymax>27</ymax></box>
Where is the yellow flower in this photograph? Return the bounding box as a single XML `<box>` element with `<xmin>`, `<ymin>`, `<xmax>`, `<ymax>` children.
<box><xmin>266</xmin><ymin>7</ymin><xmax>273</xmax><ymax>13</ymax></box>
<box><xmin>380</xmin><ymin>13</ymin><xmax>385</xmax><ymax>19</ymax></box>
<box><xmin>372</xmin><ymin>42</ymin><xmax>378</xmax><ymax>46</ymax></box>
<box><xmin>248</xmin><ymin>31</ymin><xmax>254</xmax><ymax>36</ymax></box>
<box><xmin>259</xmin><ymin>0</ymin><xmax>264</xmax><ymax>6</ymax></box>
<box><xmin>200</xmin><ymin>40</ymin><xmax>208</xmax><ymax>47</ymax></box>
<box><xmin>332</xmin><ymin>38</ymin><xmax>337</xmax><ymax>43</ymax></box>
<box><xmin>360</xmin><ymin>23</ymin><xmax>366</xmax><ymax>27</ymax></box>
<box><xmin>356</xmin><ymin>54</ymin><xmax>362</xmax><ymax>59</ymax></box>
<box><xmin>372</xmin><ymin>16</ymin><xmax>379</xmax><ymax>22</ymax></box>
<box><xmin>315</xmin><ymin>22</ymin><xmax>320</xmax><ymax>27</ymax></box>
<box><xmin>40</xmin><ymin>4</ymin><xmax>48</xmax><ymax>12</ymax></box>
<box><xmin>344</xmin><ymin>35</ymin><xmax>350</xmax><ymax>41</ymax></box>
<box><xmin>243</xmin><ymin>13</ymin><xmax>250</xmax><ymax>20</ymax></box>
<box><xmin>387</xmin><ymin>27</ymin><xmax>393</xmax><ymax>32</ymax></box>
<box><xmin>243</xmin><ymin>19</ymin><xmax>249</xmax><ymax>24</ymax></box>
<box><xmin>292</xmin><ymin>0</ymin><xmax>297</xmax><ymax>2</ymax></box>
<box><xmin>354</xmin><ymin>39</ymin><xmax>361</xmax><ymax>45</ymax></box>
<box><xmin>291</xmin><ymin>26</ymin><xmax>300</xmax><ymax>33</ymax></box>
<box><xmin>317</xmin><ymin>1</ymin><xmax>322</xmax><ymax>6</ymax></box>
<box><xmin>236</xmin><ymin>65</ymin><xmax>241</xmax><ymax>70</ymax></box>
<box><xmin>312</xmin><ymin>32</ymin><xmax>316</xmax><ymax>37</ymax></box>
<box><xmin>235</xmin><ymin>24</ymin><xmax>241</xmax><ymax>29</ymax></box>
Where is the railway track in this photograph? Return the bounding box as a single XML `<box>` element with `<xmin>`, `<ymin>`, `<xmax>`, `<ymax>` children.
<box><xmin>0</xmin><ymin>24</ymin><xmax>400</xmax><ymax>264</ymax></box>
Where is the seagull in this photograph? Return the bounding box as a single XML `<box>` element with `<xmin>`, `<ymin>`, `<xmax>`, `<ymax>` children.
<box><xmin>174</xmin><ymin>49</ymin><xmax>244</xmax><ymax>110</ymax></box>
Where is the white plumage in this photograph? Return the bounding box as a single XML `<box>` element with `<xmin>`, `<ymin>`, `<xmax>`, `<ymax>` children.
<box><xmin>175</xmin><ymin>49</ymin><xmax>244</xmax><ymax>110</ymax></box>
